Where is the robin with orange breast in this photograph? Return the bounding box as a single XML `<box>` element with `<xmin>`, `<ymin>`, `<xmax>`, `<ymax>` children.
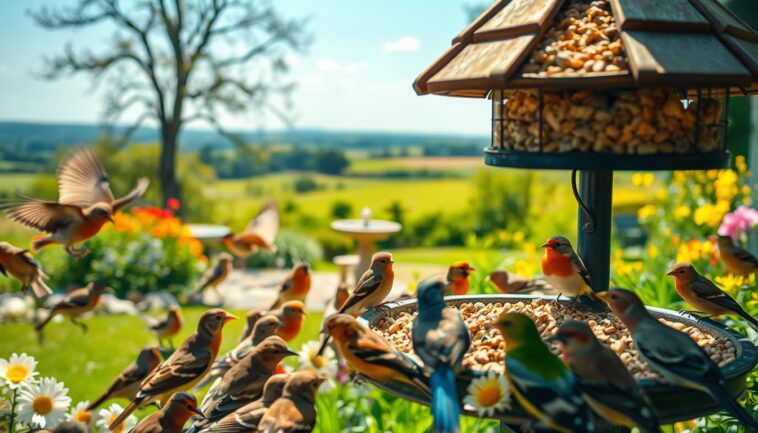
<box><xmin>108</xmin><ymin>309</ymin><xmax>237</xmax><ymax>431</ymax></box>
<box><xmin>223</xmin><ymin>204</ymin><xmax>278</xmax><ymax>259</ymax></box>
<box><xmin>35</xmin><ymin>281</ymin><xmax>110</xmax><ymax>333</ymax></box>
<box><xmin>1</xmin><ymin>148</ymin><xmax>148</xmax><ymax>258</ymax></box>
<box><xmin>442</xmin><ymin>261</ymin><xmax>475</xmax><ymax>296</ymax></box>
<box><xmin>148</xmin><ymin>306</ymin><xmax>184</xmax><ymax>349</ymax></box>
<box><xmin>270</xmin><ymin>263</ymin><xmax>311</xmax><ymax>309</ymax></box>
<box><xmin>540</xmin><ymin>236</ymin><xmax>602</xmax><ymax>306</ymax></box>
<box><xmin>0</xmin><ymin>241</ymin><xmax>52</xmax><ymax>299</ymax></box>
<box><xmin>129</xmin><ymin>392</ymin><xmax>205</xmax><ymax>433</ymax></box>
<box><xmin>271</xmin><ymin>301</ymin><xmax>306</xmax><ymax>342</ymax></box>
<box><xmin>716</xmin><ymin>235</ymin><xmax>758</xmax><ymax>276</ymax></box>
<box><xmin>87</xmin><ymin>345</ymin><xmax>162</xmax><ymax>411</ymax></box>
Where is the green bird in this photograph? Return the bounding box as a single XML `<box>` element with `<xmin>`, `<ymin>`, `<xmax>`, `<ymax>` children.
<box><xmin>492</xmin><ymin>312</ymin><xmax>595</xmax><ymax>433</ymax></box>
<box><xmin>600</xmin><ymin>288</ymin><xmax>758</xmax><ymax>432</ymax></box>
<box><xmin>550</xmin><ymin>320</ymin><xmax>661</xmax><ymax>432</ymax></box>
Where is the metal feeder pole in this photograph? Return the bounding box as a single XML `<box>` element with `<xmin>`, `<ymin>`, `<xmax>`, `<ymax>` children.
<box><xmin>576</xmin><ymin>170</ymin><xmax>614</xmax><ymax>293</ymax></box>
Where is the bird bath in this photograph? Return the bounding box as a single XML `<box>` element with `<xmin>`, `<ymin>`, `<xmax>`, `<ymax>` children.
<box><xmin>187</xmin><ymin>224</ymin><xmax>232</xmax><ymax>243</ymax></box>
<box><xmin>331</xmin><ymin>208</ymin><xmax>401</xmax><ymax>276</ymax></box>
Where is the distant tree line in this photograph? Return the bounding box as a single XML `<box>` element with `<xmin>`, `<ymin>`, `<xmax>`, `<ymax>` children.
<box><xmin>199</xmin><ymin>145</ymin><xmax>350</xmax><ymax>179</ymax></box>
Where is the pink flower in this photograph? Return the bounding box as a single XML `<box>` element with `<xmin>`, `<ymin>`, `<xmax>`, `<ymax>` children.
<box><xmin>167</xmin><ymin>198</ymin><xmax>181</xmax><ymax>211</ymax></box>
<box><xmin>718</xmin><ymin>205</ymin><xmax>758</xmax><ymax>240</ymax></box>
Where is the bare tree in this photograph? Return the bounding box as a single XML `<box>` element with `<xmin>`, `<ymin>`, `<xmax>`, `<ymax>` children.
<box><xmin>31</xmin><ymin>0</ymin><xmax>309</xmax><ymax>207</ymax></box>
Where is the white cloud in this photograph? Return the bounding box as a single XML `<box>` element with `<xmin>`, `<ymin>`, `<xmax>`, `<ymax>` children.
<box><xmin>382</xmin><ymin>36</ymin><xmax>420</xmax><ymax>53</ymax></box>
<box><xmin>316</xmin><ymin>59</ymin><xmax>366</xmax><ymax>74</ymax></box>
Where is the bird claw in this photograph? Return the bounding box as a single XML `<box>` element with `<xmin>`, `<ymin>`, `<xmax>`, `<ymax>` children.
<box><xmin>66</xmin><ymin>247</ymin><xmax>90</xmax><ymax>259</ymax></box>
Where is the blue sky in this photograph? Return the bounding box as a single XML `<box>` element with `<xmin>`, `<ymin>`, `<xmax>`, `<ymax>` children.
<box><xmin>0</xmin><ymin>1</ymin><xmax>488</xmax><ymax>135</ymax></box>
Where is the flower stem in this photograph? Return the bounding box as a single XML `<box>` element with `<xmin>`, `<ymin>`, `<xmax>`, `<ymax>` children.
<box><xmin>9</xmin><ymin>387</ymin><xmax>18</xmax><ymax>433</ymax></box>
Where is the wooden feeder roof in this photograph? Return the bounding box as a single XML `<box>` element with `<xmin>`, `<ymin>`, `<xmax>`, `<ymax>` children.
<box><xmin>413</xmin><ymin>0</ymin><xmax>758</xmax><ymax>97</ymax></box>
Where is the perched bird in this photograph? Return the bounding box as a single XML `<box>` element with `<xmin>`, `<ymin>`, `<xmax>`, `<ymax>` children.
<box><xmin>551</xmin><ymin>320</ymin><xmax>661</xmax><ymax>432</ymax></box>
<box><xmin>412</xmin><ymin>278</ymin><xmax>470</xmax><ymax>433</ymax></box>
<box><xmin>270</xmin><ymin>263</ymin><xmax>311</xmax><ymax>310</ymax></box>
<box><xmin>326</xmin><ymin>314</ymin><xmax>429</xmax><ymax>395</ymax></box>
<box><xmin>198</xmin><ymin>336</ymin><xmax>298</xmax><ymax>426</ymax></box>
<box><xmin>271</xmin><ymin>301</ymin><xmax>307</xmax><ymax>342</ymax></box>
<box><xmin>333</xmin><ymin>283</ymin><xmax>351</xmax><ymax>311</ymax></box>
<box><xmin>87</xmin><ymin>345</ymin><xmax>163</xmax><ymax>411</ymax></box>
<box><xmin>488</xmin><ymin>268</ymin><xmax>552</xmax><ymax>295</ymax></box>
<box><xmin>146</xmin><ymin>306</ymin><xmax>184</xmax><ymax>349</ymax></box>
<box><xmin>317</xmin><ymin>252</ymin><xmax>395</xmax><ymax>355</ymax></box>
<box><xmin>109</xmin><ymin>309</ymin><xmax>237</xmax><ymax>431</ymax></box>
<box><xmin>130</xmin><ymin>392</ymin><xmax>205</xmax><ymax>433</ymax></box>
<box><xmin>223</xmin><ymin>204</ymin><xmax>279</xmax><ymax>258</ymax></box>
<box><xmin>237</xmin><ymin>309</ymin><xmax>263</xmax><ymax>344</ymax></box>
<box><xmin>193</xmin><ymin>374</ymin><xmax>289</xmax><ymax>433</ymax></box>
<box><xmin>196</xmin><ymin>314</ymin><xmax>283</xmax><ymax>390</ymax></box>
<box><xmin>716</xmin><ymin>235</ymin><xmax>758</xmax><ymax>276</ymax></box>
<box><xmin>35</xmin><ymin>281</ymin><xmax>110</xmax><ymax>332</ymax></box>
<box><xmin>257</xmin><ymin>371</ymin><xmax>324</xmax><ymax>433</ymax></box>
<box><xmin>600</xmin><ymin>288</ymin><xmax>758</xmax><ymax>431</ymax></box>
<box><xmin>1</xmin><ymin>148</ymin><xmax>148</xmax><ymax>257</ymax></box>
<box><xmin>0</xmin><ymin>241</ymin><xmax>52</xmax><ymax>299</ymax></box>
<box><xmin>493</xmin><ymin>312</ymin><xmax>595</xmax><ymax>433</ymax></box>
<box><xmin>540</xmin><ymin>236</ymin><xmax>602</xmax><ymax>306</ymax></box>
<box><xmin>192</xmin><ymin>254</ymin><xmax>234</xmax><ymax>298</ymax></box>
<box><xmin>440</xmin><ymin>261</ymin><xmax>475</xmax><ymax>296</ymax></box>
<box><xmin>667</xmin><ymin>262</ymin><xmax>758</xmax><ymax>329</ymax></box>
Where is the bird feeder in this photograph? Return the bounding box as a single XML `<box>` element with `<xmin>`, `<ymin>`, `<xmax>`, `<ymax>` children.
<box><xmin>360</xmin><ymin>0</ymin><xmax>758</xmax><ymax>430</ymax></box>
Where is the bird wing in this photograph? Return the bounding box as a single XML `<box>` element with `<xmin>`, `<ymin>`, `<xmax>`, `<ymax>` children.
<box><xmin>577</xmin><ymin>377</ymin><xmax>656</xmax><ymax>426</ymax></box>
<box><xmin>413</xmin><ymin>308</ymin><xmax>471</xmax><ymax>368</ymax></box>
<box><xmin>635</xmin><ymin>322</ymin><xmax>713</xmax><ymax>380</ymax></box>
<box><xmin>52</xmin><ymin>287</ymin><xmax>93</xmax><ymax>310</ymax></box>
<box><xmin>730</xmin><ymin>244</ymin><xmax>758</xmax><ymax>267</ymax></box>
<box><xmin>243</xmin><ymin>204</ymin><xmax>279</xmax><ymax>246</ymax></box>
<box><xmin>3</xmin><ymin>200</ymin><xmax>84</xmax><ymax>233</ymax></box>
<box><xmin>198</xmin><ymin>262</ymin><xmax>225</xmax><ymax>290</ymax></box>
<box><xmin>352</xmin><ymin>333</ymin><xmax>421</xmax><ymax>376</ymax></box>
<box><xmin>139</xmin><ymin>337</ymin><xmax>212</xmax><ymax>396</ymax></box>
<box><xmin>572</xmin><ymin>253</ymin><xmax>593</xmax><ymax>289</ymax></box>
<box><xmin>112</xmin><ymin>178</ymin><xmax>150</xmax><ymax>211</ymax></box>
<box><xmin>691</xmin><ymin>277</ymin><xmax>745</xmax><ymax>313</ymax></box>
<box><xmin>338</xmin><ymin>271</ymin><xmax>382</xmax><ymax>314</ymax></box>
<box><xmin>57</xmin><ymin>149</ymin><xmax>115</xmax><ymax>207</ymax></box>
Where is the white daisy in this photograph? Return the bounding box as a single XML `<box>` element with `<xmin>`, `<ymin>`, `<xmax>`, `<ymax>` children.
<box><xmin>0</xmin><ymin>353</ymin><xmax>38</xmax><ymax>389</ymax></box>
<box><xmin>297</xmin><ymin>340</ymin><xmax>338</xmax><ymax>391</ymax></box>
<box><xmin>462</xmin><ymin>372</ymin><xmax>511</xmax><ymax>417</ymax></box>
<box><xmin>96</xmin><ymin>403</ymin><xmax>137</xmax><ymax>433</ymax></box>
<box><xmin>67</xmin><ymin>401</ymin><xmax>94</xmax><ymax>427</ymax></box>
<box><xmin>16</xmin><ymin>377</ymin><xmax>71</xmax><ymax>428</ymax></box>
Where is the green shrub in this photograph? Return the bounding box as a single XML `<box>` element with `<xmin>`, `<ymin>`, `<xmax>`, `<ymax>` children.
<box><xmin>294</xmin><ymin>176</ymin><xmax>319</xmax><ymax>193</ymax></box>
<box><xmin>245</xmin><ymin>229</ymin><xmax>323</xmax><ymax>268</ymax></box>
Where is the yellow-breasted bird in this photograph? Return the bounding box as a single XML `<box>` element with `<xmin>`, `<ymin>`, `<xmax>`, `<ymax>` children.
<box><xmin>326</xmin><ymin>314</ymin><xmax>430</xmax><ymax>395</ymax></box>
<box><xmin>130</xmin><ymin>392</ymin><xmax>205</xmax><ymax>433</ymax></box>
<box><xmin>223</xmin><ymin>204</ymin><xmax>279</xmax><ymax>258</ymax></box>
<box><xmin>317</xmin><ymin>252</ymin><xmax>394</xmax><ymax>355</ymax></box>
<box><xmin>667</xmin><ymin>262</ymin><xmax>758</xmax><ymax>329</ymax></box>
<box><xmin>198</xmin><ymin>336</ymin><xmax>298</xmax><ymax>426</ymax></box>
<box><xmin>257</xmin><ymin>371</ymin><xmax>324</xmax><ymax>433</ymax></box>
<box><xmin>192</xmin><ymin>254</ymin><xmax>234</xmax><ymax>297</ymax></box>
<box><xmin>35</xmin><ymin>281</ymin><xmax>110</xmax><ymax>333</ymax></box>
<box><xmin>493</xmin><ymin>312</ymin><xmax>595</xmax><ymax>433</ymax></box>
<box><xmin>196</xmin><ymin>314</ymin><xmax>283</xmax><ymax>390</ymax></box>
<box><xmin>270</xmin><ymin>263</ymin><xmax>311</xmax><ymax>310</ymax></box>
<box><xmin>1</xmin><ymin>148</ymin><xmax>148</xmax><ymax>258</ymax></box>
<box><xmin>541</xmin><ymin>236</ymin><xmax>603</xmax><ymax>308</ymax></box>
<box><xmin>441</xmin><ymin>261</ymin><xmax>475</xmax><ymax>296</ymax></box>
<box><xmin>108</xmin><ymin>309</ymin><xmax>237</xmax><ymax>431</ymax></box>
<box><xmin>146</xmin><ymin>306</ymin><xmax>184</xmax><ymax>349</ymax></box>
<box><xmin>412</xmin><ymin>278</ymin><xmax>470</xmax><ymax>433</ymax></box>
<box><xmin>237</xmin><ymin>309</ymin><xmax>263</xmax><ymax>344</ymax></box>
<box><xmin>192</xmin><ymin>374</ymin><xmax>289</xmax><ymax>433</ymax></box>
<box><xmin>716</xmin><ymin>235</ymin><xmax>758</xmax><ymax>276</ymax></box>
<box><xmin>271</xmin><ymin>301</ymin><xmax>306</xmax><ymax>342</ymax></box>
<box><xmin>600</xmin><ymin>288</ymin><xmax>758</xmax><ymax>431</ymax></box>
<box><xmin>87</xmin><ymin>345</ymin><xmax>163</xmax><ymax>411</ymax></box>
<box><xmin>550</xmin><ymin>320</ymin><xmax>661</xmax><ymax>432</ymax></box>
<box><xmin>0</xmin><ymin>241</ymin><xmax>52</xmax><ymax>299</ymax></box>
<box><xmin>488</xmin><ymin>268</ymin><xmax>552</xmax><ymax>295</ymax></box>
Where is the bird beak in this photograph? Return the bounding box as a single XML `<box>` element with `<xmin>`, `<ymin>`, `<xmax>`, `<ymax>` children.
<box><xmin>468</xmin><ymin>267</ymin><xmax>477</xmax><ymax>272</ymax></box>
<box><xmin>539</xmin><ymin>242</ymin><xmax>549</xmax><ymax>248</ymax></box>
<box><xmin>284</xmin><ymin>348</ymin><xmax>299</xmax><ymax>358</ymax></box>
<box><xmin>223</xmin><ymin>314</ymin><xmax>238</xmax><ymax>323</ymax></box>
<box><xmin>665</xmin><ymin>268</ymin><xmax>675</xmax><ymax>276</ymax></box>
<box><xmin>107</xmin><ymin>215</ymin><xmax>115</xmax><ymax>223</ymax></box>
<box><xmin>189</xmin><ymin>407</ymin><xmax>206</xmax><ymax>419</ymax></box>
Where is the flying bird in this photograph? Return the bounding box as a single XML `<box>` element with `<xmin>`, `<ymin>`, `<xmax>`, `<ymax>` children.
<box><xmin>667</xmin><ymin>262</ymin><xmax>758</xmax><ymax>329</ymax></box>
<box><xmin>257</xmin><ymin>371</ymin><xmax>324</xmax><ymax>433</ymax></box>
<box><xmin>87</xmin><ymin>345</ymin><xmax>162</xmax><ymax>411</ymax></box>
<box><xmin>600</xmin><ymin>288</ymin><xmax>758</xmax><ymax>431</ymax></box>
<box><xmin>223</xmin><ymin>204</ymin><xmax>279</xmax><ymax>258</ymax></box>
<box><xmin>192</xmin><ymin>253</ymin><xmax>234</xmax><ymax>297</ymax></box>
<box><xmin>551</xmin><ymin>320</ymin><xmax>661</xmax><ymax>432</ymax></box>
<box><xmin>35</xmin><ymin>281</ymin><xmax>110</xmax><ymax>333</ymax></box>
<box><xmin>270</xmin><ymin>263</ymin><xmax>311</xmax><ymax>310</ymax></box>
<box><xmin>108</xmin><ymin>309</ymin><xmax>236</xmax><ymax>431</ymax></box>
<box><xmin>0</xmin><ymin>241</ymin><xmax>52</xmax><ymax>299</ymax></box>
<box><xmin>487</xmin><ymin>268</ymin><xmax>552</xmax><ymax>295</ymax></box>
<box><xmin>716</xmin><ymin>235</ymin><xmax>758</xmax><ymax>276</ymax></box>
<box><xmin>129</xmin><ymin>392</ymin><xmax>205</xmax><ymax>433</ymax></box>
<box><xmin>412</xmin><ymin>278</ymin><xmax>470</xmax><ymax>433</ymax></box>
<box><xmin>2</xmin><ymin>148</ymin><xmax>148</xmax><ymax>257</ymax></box>
<box><xmin>145</xmin><ymin>305</ymin><xmax>184</xmax><ymax>349</ymax></box>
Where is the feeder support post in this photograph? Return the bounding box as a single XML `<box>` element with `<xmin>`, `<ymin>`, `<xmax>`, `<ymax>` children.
<box><xmin>576</xmin><ymin>170</ymin><xmax>613</xmax><ymax>293</ymax></box>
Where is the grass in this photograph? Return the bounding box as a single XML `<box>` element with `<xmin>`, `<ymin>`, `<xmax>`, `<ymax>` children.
<box><xmin>0</xmin><ymin>306</ymin><xmax>324</xmax><ymax>415</ymax></box>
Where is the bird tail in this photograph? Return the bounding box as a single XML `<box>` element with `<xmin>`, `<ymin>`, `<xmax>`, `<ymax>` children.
<box><xmin>194</xmin><ymin>369</ymin><xmax>222</xmax><ymax>390</ymax></box>
<box><xmin>85</xmin><ymin>391</ymin><xmax>111</xmax><ymax>412</ymax></box>
<box><xmin>270</xmin><ymin>298</ymin><xmax>282</xmax><ymax>310</ymax></box>
<box><xmin>29</xmin><ymin>277</ymin><xmax>53</xmax><ymax>299</ymax></box>
<box><xmin>430</xmin><ymin>365</ymin><xmax>460</xmax><ymax>433</ymax></box>
<box><xmin>31</xmin><ymin>236</ymin><xmax>54</xmax><ymax>251</ymax></box>
<box><xmin>109</xmin><ymin>398</ymin><xmax>141</xmax><ymax>431</ymax></box>
<box><xmin>316</xmin><ymin>335</ymin><xmax>331</xmax><ymax>357</ymax></box>
<box><xmin>735</xmin><ymin>307</ymin><xmax>758</xmax><ymax>331</ymax></box>
<box><xmin>35</xmin><ymin>311</ymin><xmax>55</xmax><ymax>332</ymax></box>
<box><xmin>707</xmin><ymin>386</ymin><xmax>758</xmax><ymax>432</ymax></box>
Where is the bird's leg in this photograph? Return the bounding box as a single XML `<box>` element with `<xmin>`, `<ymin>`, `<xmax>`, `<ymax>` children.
<box><xmin>71</xmin><ymin>317</ymin><xmax>88</xmax><ymax>333</ymax></box>
<box><xmin>551</xmin><ymin>293</ymin><xmax>564</xmax><ymax>309</ymax></box>
<box><xmin>66</xmin><ymin>245</ymin><xmax>90</xmax><ymax>259</ymax></box>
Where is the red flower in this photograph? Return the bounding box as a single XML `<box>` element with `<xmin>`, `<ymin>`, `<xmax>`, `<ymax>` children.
<box><xmin>167</xmin><ymin>197</ymin><xmax>181</xmax><ymax>210</ymax></box>
<box><xmin>144</xmin><ymin>206</ymin><xmax>162</xmax><ymax>217</ymax></box>
<box><xmin>160</xmin><ymin>209</ymin><xmax>174</xmax><ymax>219</ymax></box>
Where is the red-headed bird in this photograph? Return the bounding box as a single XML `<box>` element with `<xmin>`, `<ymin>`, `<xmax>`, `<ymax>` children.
<box><xmin>540</xmin><ymin>236</ymin><xmax>603</xmax><ymax>307</ymax></box>
<box><xmin>442</xmin><ymin>261</ymin><xmax>475</xmax><ymax>296</ymax></box>
<box><xmin>271</xmin><ymin>301</ymin><xmax>306</xmax><ymax>342</ymax></box>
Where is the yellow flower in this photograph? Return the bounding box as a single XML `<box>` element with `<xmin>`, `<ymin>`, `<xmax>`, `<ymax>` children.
<box><xmin>693</xmin><ymin>201</ymin><xmax>729</xmax><ymax>227</ymax></box>
<box><xmin>463</xmin><ymin>372</ymin><xmax>511</xmax><ymax>416</ymax></box>
<box><xmin>714</xmin><ymin>170</ymin><xmax>738</xmax><ymax>202</ymax></box>
<box><xmin>642</xmin><ymin>173</ymin><xmax>655</xmax><ymax>186</ymax></box>
<box><xmin>637</xmin><ymin>204</ymin><xmax>657</xmax><ymax>220</ymax></box>
<box><xmin>646</xmin><ymin>245</ymin><xmax>659</xmax><ymax>258</ymax></box>
<box><xmin>514</xmin><ymin>259</ymin><xmax>536</xmax><ymax>279</ymax></box>
<box><xmin>632</xmin><ymin>173</ymin><xmax>643</xmax><ymax>186</ymax></box>
<box><xmin>715</xmin><ymin>274</ymin><xmax>747</xmax><ymax>297</ymax></box>
<box><xmin>512</xmin><ymin>231</ymin><xmax>525</xmax><ymax>244</ymax></box>
<box><xmin>673</xmin><ymin>206</ymin><xmax>691</xmax><ymax>219</ymax></box>
<box><xmin>736</xmin><ymin>155</ymin><xmax>748</xmax><ymax>174</ymax></box>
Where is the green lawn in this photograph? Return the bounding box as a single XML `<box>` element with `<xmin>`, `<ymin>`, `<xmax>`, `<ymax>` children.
<box><xmin>0</xmin><ymin>307</ymin><xmax>324</xmax><ymax>415</ymax></box>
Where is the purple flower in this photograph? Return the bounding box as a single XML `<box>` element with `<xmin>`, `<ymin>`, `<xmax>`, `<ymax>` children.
<box><xmin>718</xmin><ymin>205</ymin><xmax>758</xmax><ymax>240</ymax></box>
